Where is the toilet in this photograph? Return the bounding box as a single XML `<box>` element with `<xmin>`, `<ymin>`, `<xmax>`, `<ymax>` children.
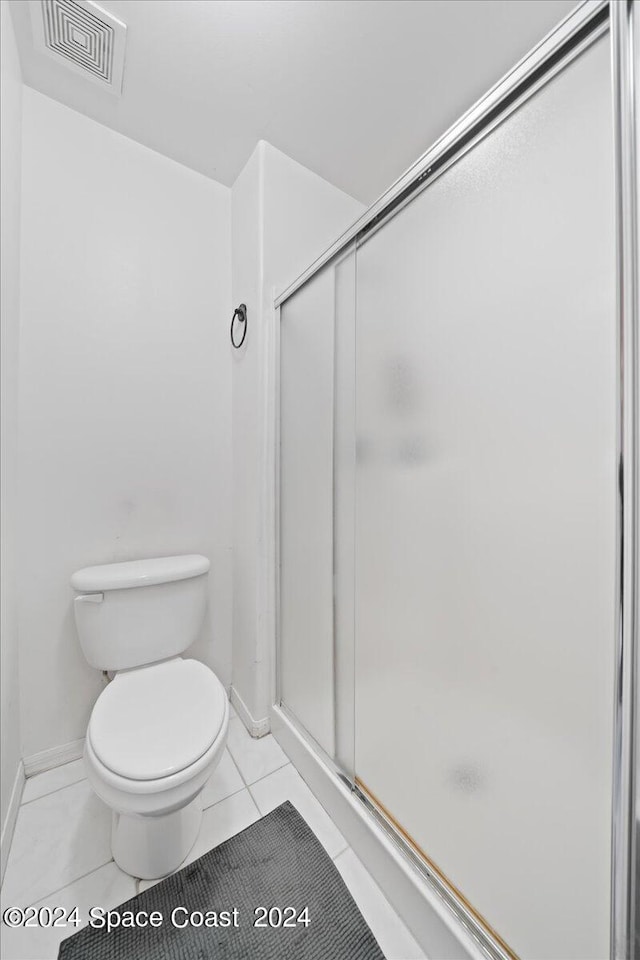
<box><xmin>71</xmin><ymin>554</ymin><xmax>229</xmax><ymax>880</ymax></box>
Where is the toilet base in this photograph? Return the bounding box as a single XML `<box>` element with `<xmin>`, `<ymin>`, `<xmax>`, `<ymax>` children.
<box><xmin>111</xmin><ymin>798</ymin><xmax>202</xmax><ymax>879</ymax></box>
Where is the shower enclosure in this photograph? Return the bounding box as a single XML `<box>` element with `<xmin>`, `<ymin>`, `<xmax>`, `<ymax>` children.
<box><xmin>274</xmin><ymin>2</ymin><xmax>638</xmax><ymax>957</ymax></box>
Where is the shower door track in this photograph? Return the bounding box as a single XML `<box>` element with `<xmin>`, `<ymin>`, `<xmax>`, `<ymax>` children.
<box><xmin>354</xmin><ymin>777</ymin><xmax>518</xmax><ymax>960</ymax></box>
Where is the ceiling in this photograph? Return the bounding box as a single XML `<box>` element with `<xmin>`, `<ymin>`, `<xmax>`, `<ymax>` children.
<box><xmin>11</xmin><ymin>0</ymin><xmax>577</xmax><ymax>204</ymax></box>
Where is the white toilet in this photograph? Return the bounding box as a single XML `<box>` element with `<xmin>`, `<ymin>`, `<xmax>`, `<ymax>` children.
<box><xmin>71</xmin><ymin>554</ymin><xmax>229</xmax><ymax>880</ymax></box>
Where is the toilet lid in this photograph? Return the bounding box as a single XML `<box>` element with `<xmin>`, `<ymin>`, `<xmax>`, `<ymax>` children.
<box><xmin>88</xmin><ymin>659</ymin><xmax>226</xmax><ymax>781</ymax></box>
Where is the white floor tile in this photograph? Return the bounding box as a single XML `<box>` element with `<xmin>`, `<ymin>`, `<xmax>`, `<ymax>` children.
<box><xmin>226</xmin><ymin>717</ymin><xmax>288</xmax><ymax>785</ymax></box>
<box><xmin>334</xmin><ymin>849</ymin><xmax>427</xmax><ymax>960</ymax></box>
<box><xmin>249</xmin><ymin>764</ymin><xmax>347</xmax><ymax>860</ymax></box>
<box><xmin>0</xmin><ymin>861</ymin><xmax>135</xmax><ymax>960</ymax></box>
<box><xmin>1</xmin><ymin>780</ymin><xmax>111</xmax><ymax>909</ymax></box>
<box><xmin>199</xmin><ymin>749</ymin><xmax>244</xmax><ymax>810</ymax></box>
<box><xmin>138</xmin><ymin>788</ymin><xmax>261</xmax><ymax>893</ymax></box>
<box><xmin>21</xmin><ymin>759</ymin><xmax>86</xmax><ymax>805</ymax></box>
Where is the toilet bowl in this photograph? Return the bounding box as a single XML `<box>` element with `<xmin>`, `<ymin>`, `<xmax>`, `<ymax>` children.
<box><xmin>85</xmin><ymin>657</ymin><xmax>229</xmax><ymax>878</ymax></box>
<box><xmin>71</xmin><ymin>555</ymin><xmax>229</xmax><ymax>879</ymax></box>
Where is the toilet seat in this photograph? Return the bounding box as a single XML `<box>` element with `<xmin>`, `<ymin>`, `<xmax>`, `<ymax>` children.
<box><xmin>88</xmin><ymin>658</ymin><xmax>226</xmax><ymax>781</ymax></box>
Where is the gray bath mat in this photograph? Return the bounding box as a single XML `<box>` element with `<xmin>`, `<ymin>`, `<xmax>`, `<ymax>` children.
<box><xmin>58</xmin><ymin>801</ymin><xmax>385</xmax><ymax>959</ymax></box>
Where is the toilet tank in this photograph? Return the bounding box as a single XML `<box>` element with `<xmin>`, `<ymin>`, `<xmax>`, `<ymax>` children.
<box><xmin>71</xmin><ymin>555</ymin><xmax>210</xmax><ymax>671</ymax></box>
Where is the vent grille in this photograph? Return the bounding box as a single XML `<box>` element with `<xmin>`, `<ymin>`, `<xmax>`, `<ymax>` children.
<box><xmin>42</xmin><ymin>0</ymin><xmax>113</xmax><ymax>82</ymax></box>
<box><xmin>31</xmin><ymin>0</ymin><xmax>127</xmax><ymax>95</ymax></box>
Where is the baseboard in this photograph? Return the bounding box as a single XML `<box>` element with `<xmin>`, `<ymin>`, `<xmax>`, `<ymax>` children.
<box><xmin>230</xmin><ymin>686</ymin><xmax>270</xmax><ymax>738</ymax></box>
<box><xmin>1</xmin><ymin>760</ymin><xmax>25</xmax><ymax>884</ymax></box>
<box><xmin>270</xmin><ymin>705</ymin><xmax>484</xmax><ymax>960</ymax></box>
<box><xmin>23</xmin><ymin>738</ymin><xmax>85</xmax><ymax>778</ymax></box>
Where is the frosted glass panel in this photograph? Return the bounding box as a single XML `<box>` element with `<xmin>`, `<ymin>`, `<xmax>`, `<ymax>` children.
<box><xmin>280</xmin><ymin>268</ymin><xmax>335</xmax><ymax>756</ymax></box>
<box><xmin>279</xmin><ymin>251</ymin><xmax>357</xmax><ymax>770</ymax></box>
<box><xmin>354</xmin><ymin>37</ymin><xmax>615</xmax><ymax>960</ymax></box>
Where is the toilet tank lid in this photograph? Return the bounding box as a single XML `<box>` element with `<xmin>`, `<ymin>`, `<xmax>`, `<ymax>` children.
<box><xmin>71</xmin><ymin>555</ymin><xmax>210</xmax><ymax>592</ymax></box>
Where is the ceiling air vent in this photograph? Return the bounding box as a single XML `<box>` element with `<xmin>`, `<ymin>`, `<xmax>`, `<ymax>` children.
<box><xmin>30</xmin><ymin>0</ymin><xmax>127</xmax><ymax>95</ymax></box>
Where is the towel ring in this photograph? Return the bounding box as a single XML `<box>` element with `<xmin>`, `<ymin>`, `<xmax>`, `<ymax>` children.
<box><xmin>230</xmin><ymin>304</ymin><xmax>248</xmax><ymax>349</ymax></box>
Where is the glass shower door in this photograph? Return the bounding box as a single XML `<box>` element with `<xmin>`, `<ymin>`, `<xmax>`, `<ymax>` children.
<box><xmin>279</xmin><ymin>247</ymin><xmax>357</xmax><ymax>778</ymax></box>
<box><xmin>353</xmin><ymin>34</ymin><xmax>616</xmax><ymax>960</ymax></box>
<box><xmin>280</xmin><ymin>266</ymin><xmax>336</xmax><ymax>758</ymax></box>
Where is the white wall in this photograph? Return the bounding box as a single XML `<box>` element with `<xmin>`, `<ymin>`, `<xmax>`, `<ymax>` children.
<box><xmin>231</xmin><ymin>141</ymin><xmax>364</xmax><ymax>728</ymax></box>
<box><xmin>11</xmin><ymin>92</ymin><xmax>360</xmax><ymax>760</ymax></box>
<box><xmin>230</xmin><ymin>147</ymin><xmax>262</xmax><ymax>730</ymax></box>
<box><xmin>1</xmin><ymin>0</ymin><xmax>24</xmax><ymax>839</ymax></box>
<box><xmin>18</xmin><ymin>89</ymin><xmax>232</xmax><ymax>759</ymax></box>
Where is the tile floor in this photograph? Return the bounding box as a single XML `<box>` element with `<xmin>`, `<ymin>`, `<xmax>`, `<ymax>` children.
<box><xmin>1</xmin><ymin>704</ymin><xmax>425</xmax><ymax>960</ymax></box>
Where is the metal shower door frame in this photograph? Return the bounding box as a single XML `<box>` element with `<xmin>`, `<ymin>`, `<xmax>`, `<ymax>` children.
<box><xmin>611</xmin><ymin>2</ymin><xmax>639</xmax><ymax>957</ymax></box>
